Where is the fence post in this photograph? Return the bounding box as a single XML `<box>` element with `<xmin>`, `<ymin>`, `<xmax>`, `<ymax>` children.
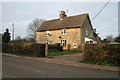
<box><xmin>45</xmin><ymin>43</ymin><xmax>48</xmax><ymax>57</ymax></box>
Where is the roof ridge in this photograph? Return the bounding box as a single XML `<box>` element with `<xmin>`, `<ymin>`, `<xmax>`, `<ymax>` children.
<box><xmin>44</xmin><ymin>13</ymin><xmax>88</xmax><ymax>22</ymax></box>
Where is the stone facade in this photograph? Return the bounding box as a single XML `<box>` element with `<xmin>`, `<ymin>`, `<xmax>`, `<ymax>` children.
<box><xmin>37</xmin><ymin>11</ymin><xmax>96</xmax><ymax>50</ymax></box>
<box><xmin>37</xmin><ymin>16</ymin><xmax>95</xmax><ymax>50</ymax></box>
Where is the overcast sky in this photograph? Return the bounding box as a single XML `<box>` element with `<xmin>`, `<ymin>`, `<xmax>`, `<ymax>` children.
<box><xmin>1</xmin><ymin>0</ymin><xmax>119</xmax><ymax>40</ymax></box>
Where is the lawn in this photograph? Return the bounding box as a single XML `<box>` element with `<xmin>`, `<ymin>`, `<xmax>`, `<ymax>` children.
<box><xmin>48</xmin><ymin>50</ymin><xmax>80</xmax><ymax>56</ymax></box>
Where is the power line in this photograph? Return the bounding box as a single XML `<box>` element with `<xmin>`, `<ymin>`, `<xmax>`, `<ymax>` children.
<box><xmin>91</xmin><ymin>0</ymin><xmax>110</xmax><ymax>21</ymax></box>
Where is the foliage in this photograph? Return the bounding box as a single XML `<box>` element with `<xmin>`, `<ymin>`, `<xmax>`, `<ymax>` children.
<box><xmin>93</xmin><ymin>28</ymin><xmax>99</xmax><ymax>38</ymax></box>
<box><xmin>102</xmin><ymin>35</ymin><xmax>114</xmax><ymax>43</ymax></box>
<box><xmin>10</xmin><ymin>36</ymin><xmax>36</xmax><ymax>43</ymax></box>
<box><xmin>48</xmin><ymin>51</ymin><xmax>79</xmax><ymax>56</ymax></box>
<box><xmin>82</xmin><ymin>44</ymin><xmax>120</xmax><ymax>66</ymax></box>
<box><xmin>27</xmin><ymin>18</ymin><xmax>45</xmax><ymax>41</ymax></box>
<box><xmin>2</xmin><ymin>43</ymin><xmax>45</xmax><ymax>57</ymax></box>
<box><xmin>48</xmin><ymin>43</ymin><xmax>63</xmax><ymax>52</ymax></box>
<box><xmin>2</xmin><ymin>28</ymin><xmax>11</xmax><ymax>43</ymax></box>
<box><xmin>115</xmin><ymin>35</ymin><xmax>120</xmax><ymax>43</ymax></box>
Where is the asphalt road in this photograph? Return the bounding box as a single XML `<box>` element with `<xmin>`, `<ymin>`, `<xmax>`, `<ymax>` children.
<box><xmin>2</xmin><ymin>55</ymin><xmax>118</xmax><ymax>78</ymax></box>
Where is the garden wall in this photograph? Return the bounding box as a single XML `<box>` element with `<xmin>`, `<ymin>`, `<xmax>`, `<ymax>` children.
<box><xmin>82</xmin><ymin>44</ymin><xmax>120</xmax><ymax>66</ymax></box>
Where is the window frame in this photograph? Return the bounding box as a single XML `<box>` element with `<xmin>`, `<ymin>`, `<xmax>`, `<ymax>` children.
<box><xmin>61</xmin><ymin>29</ymin><xmax>66</xmax><ymax>35</ymax></box>
<box><xmin>73</xmin><ymin>42</ymin><xmax>77</xmax><ymax>48</ymax></box>
<box><xmin>46</xmin><ymin>31</ymin><xmax>49</xmax><ymax>36</ymax></box>
<box><xmin>46</xmin><ymin>40</ymin><xmax>50</xmax><ymax>44</ymax></box>
<box><xmin>61</xmin><ymin>40</ymin><xmax>66</xmax><ymax>47</ymax></box>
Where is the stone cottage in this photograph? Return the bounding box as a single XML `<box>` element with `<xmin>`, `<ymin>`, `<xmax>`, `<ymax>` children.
<box><xmin>36</xmin><ymin>10</ymin><xmax>96</xmax><ymax>50</ymax></box>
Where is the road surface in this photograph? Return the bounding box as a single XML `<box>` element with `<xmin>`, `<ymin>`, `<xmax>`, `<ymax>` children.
<box><xmin>2</xmin><ymin>55</ymin><xmax>118</xmax><ymax>78</ymax></box>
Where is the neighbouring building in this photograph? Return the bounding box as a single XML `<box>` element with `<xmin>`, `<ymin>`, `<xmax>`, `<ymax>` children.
<box><xmin>37</xmin><ymin>10</ymin><xmax>97</xmax><ymax>50</ymax></box>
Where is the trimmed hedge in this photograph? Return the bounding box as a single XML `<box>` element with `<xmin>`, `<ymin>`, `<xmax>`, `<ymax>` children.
<box><xmin>2</xmin><ymin>43</ymin><xmax>45</xmax><ymax>57</ymax></box>
<box><xmin>82</xmin><ymin>44</ymin><xmax>120</xmax><ymax>66</ymax></box>
<box><xmin>48</xmin><ymin>43</ymin><xmax>63</xmax><ymax>52</ymax></box>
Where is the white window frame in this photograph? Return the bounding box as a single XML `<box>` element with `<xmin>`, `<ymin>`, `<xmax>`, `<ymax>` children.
<box><xmin>61</xmin><ymin>40</ymin><xmax>66</xmax><ymax>47</ymax></box>
<box><xmin>86</xmin><ymin>29</ymin><xmax>88</xmax><ymax>35</ymax></box>
<box><xmin>46</xmin><ymin>40</ymin><xmax>50</xmax><ymax>44</ymax></box>
<box><xmin>46</xmin><ymin>31</ymin><xmax>49</xmax><ymax>36</ymax></box>
<box><xmin>73</xmin><ymin>42</ymin><xmax>77</xmax><ymax>48</ymax></box>
<box><xmin>61</xmin><ymin>29</ymin><xmax>66</xmax><ymax>35</ymax></box>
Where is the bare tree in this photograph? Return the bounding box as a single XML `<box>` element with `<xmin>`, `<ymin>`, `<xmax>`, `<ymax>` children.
<box><xmin>103</xmin><ymin>35</ymin><xmax>114</xmax><ymax>43</ymax></box>
<box><xmin>27</xmin><ymin>18</ymin><xmax>45</xmax><ymax>41</ymax></box>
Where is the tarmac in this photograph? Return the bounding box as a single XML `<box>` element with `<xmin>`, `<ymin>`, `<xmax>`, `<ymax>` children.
<box><xmin>1</xmin><ymin>52</ymin><xmax>119</xmax><ymax>72</ymax></box>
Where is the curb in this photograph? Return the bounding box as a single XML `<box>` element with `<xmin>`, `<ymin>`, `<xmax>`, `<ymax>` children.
<box><xmin>1</xmin><ymin>53</ymin><xmax>119</xmax><ymax>72</ymax></box>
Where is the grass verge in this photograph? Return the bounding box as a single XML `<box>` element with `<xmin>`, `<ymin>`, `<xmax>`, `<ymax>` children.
<box><xmin>48</xmin><ymin>50</ymin><xmax>80</xmax><ymax>56</ymax></box>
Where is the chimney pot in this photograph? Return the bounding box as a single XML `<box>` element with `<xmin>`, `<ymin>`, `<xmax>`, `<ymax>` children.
<box><xmin>60</xmin><ymin>10</ymin><xmax>67</xmax><ymax>20</ymax></box>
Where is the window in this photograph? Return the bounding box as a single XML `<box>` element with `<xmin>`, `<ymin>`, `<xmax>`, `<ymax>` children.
<box><xmin>73</xmin><ymin>42</ymin><xmax>77</xmax><ymax>48</ymax></box>
<box><xmin>61</xmin><ymin>29</ymin><xmax>66</xmax><ymax>35</ymax></box>
<box><xmin>86</xmin><ymin>29</ymin><xmax>88</xmax><ymax>35</ymax></box>
<box><xmin>61</xmin><ymin>40</ymin><xmax>66</xmax><ymax>47</ymax></box>
<box><xmin>90</xmin><ymin>41</ymin><xmax>93</xmax><ymax>44</ymax></box>
<box><xmin>86</xmin><ymin>41</ymin><xmax>89</xmax><ymax>44</ymax></box>
<box><xmin>46</xmin><ymin>40</ymin><xmax>50</xmax><ymax>44</ymax></box>
<box><xmin>46</xmin><ymin>31</ymin><xmax>49</xmax><ymax>36</ymax></box>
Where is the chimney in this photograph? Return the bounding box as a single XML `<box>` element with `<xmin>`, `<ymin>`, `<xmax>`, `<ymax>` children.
<box><xmin>60</xmin><ymin>10</ymin><xmax>67</xmax><ymax>20</ymax></box>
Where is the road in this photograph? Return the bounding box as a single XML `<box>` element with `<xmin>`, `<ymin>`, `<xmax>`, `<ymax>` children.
<box><xmin>2</xmin><ymin>55</ymin><xmax>118</xmax><ymax>78</ymax></box>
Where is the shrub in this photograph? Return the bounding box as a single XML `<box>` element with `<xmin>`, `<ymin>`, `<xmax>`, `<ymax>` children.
<box><xmin>82</xmin><ymin>44</ymin><xmax>120</xmax><ymax>66</ymax></box>
<box><xmin>2</xmin><ymin>43</ymin><xmax>45</xmax><ymax>57</ymax></box>
<box><xmin>48</xmin><ymin>43</ymin><xmax>63</xmax><ymax>52</ymax></box>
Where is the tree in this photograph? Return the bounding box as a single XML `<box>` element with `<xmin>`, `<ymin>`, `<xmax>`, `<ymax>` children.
<box><xmin>102</xmin><ymin>35</ymin><xmax>114</xmax><ymax>43</ymax></box>
<box><xmin>93</xmin><ymin>28</ymin><xmax>99</xmax><ymax>38</ymax></box>
<box><xmin>115</xmin><ymin>35</ymin><xmax>120</xmax><ymax>43</ymax></box>
<box><xmin>27</xmin><ymin>18</ymin><xmax>45</xmax><ymax>41</ymax></box>
<box><xmin>2</xmin><ymin>28</ymin><xmax>11</xmax><ymax>43</ymax></box>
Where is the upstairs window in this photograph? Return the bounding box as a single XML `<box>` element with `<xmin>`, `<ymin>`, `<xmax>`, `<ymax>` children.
<box><xmin>61</xmin><ymin>40</ymin><xmax>66</xmax><ymax>47</ymax></box>
<box><xmin>61</xmin><ymin>29</ymin><xmax>66</xmax><ymax>35</ymax></box>
<box><xmin>46</xmin><ymin>31</ymin><xmax>49</xmax><ymax>36</ymax></box>
<box><xmin>73</xmin><ymin>42</ymin><xmax>77</xmax><ymax>48</ymax></box>
<box><xmin>86</xmin><ymin>29</ymin><xmax>88</xmax><ymax>35</ymax></box>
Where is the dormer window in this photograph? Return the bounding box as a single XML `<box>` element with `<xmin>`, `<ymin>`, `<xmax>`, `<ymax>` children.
<box><xmin>46</xmin><ymin>31</ymin><xmax>49</xmax><ymax>36</ymax></box>
<box><xmin>61</xmin><ymin>29</ymin><xmax>66</xmax><ymax>35</ymax></box>
<box><xmin>86</xmin><ymin>29</ymin><xmax>88</xmax><ymax>35</ymax></box>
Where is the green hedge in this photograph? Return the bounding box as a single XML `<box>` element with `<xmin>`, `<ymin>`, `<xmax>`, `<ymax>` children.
<box><xmin>82</xmin><ymin>44</ymin><xmax>120</xmax><ymax>66</ymax></box>
<box><xmin>48</xmin><ymin>43</ymin><xmax>63</xmax><ymax>52</ymax></box>
<box><xmin>2</xmin><ymin>43</ymin><xmax>45</xmax><ymax>57</ymax></box>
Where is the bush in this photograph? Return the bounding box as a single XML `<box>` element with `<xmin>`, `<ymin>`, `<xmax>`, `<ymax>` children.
<box><xmin>48</xmin><ymin>43</ymin><xmax>63</xmax><ymax>52</ymax></box>
<box><xmin>82</xmin><ymin>44</ymin><xmax>120</xmax><ymax>66</ymax></box>
<box><xmin>2</xmin><ymin>43</ymin><xmax>45</xmax><ymax>57</ymax></box>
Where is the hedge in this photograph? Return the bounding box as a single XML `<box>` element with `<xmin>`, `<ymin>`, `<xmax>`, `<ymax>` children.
<box><xmin>48</xmin><ymin>43</ymin><xmax>63</xmax><ymax>52</ymax></box>
<box><xmin>82</xmin><ymin>44</ymin><xmax>120</xmax><ymax>66</ymax></box>
<box><xmin>2</xmin><ymin>43</ymin><xmax>45</xmax><ymax>57</ymax></box>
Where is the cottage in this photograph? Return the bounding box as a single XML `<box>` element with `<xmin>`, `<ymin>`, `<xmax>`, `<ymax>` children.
<box><xmin>37</xmin><ymin>10</ymin><xmax>96</xmax><ymax>50</ymax></box>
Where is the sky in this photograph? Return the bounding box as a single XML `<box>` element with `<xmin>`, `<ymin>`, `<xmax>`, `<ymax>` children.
<box><xmin>1</xmin><ymin>0</ymin><xmax>119</xmax><ymax>40</ymax></box>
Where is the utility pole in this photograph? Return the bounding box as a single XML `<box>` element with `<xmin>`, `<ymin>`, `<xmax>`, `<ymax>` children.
<box><xmin>12</xmin><ymin>23</ymin><xmax>14</xmax><ymax>41</ymax></box>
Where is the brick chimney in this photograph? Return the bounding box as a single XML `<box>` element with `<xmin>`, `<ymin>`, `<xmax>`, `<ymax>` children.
<box><xmin>60</xmin><ymin>10</ymin><xmax>67</xmax><ymax>20</ymax></box>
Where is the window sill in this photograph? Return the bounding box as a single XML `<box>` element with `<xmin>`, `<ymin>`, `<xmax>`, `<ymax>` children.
<box><xmin>61</xmin><ymin>34</ymin><xmax>66</xmax><ymax>36</ymax></box>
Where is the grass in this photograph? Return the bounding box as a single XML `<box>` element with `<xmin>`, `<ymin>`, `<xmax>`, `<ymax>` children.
<box><xmin>48</xmin><ymin>50</ymin><xmax>80</xmax><ymax>56</ymax></box>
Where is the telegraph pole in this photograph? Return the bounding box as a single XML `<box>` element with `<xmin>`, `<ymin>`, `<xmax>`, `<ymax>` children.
<box><xmin>12</xmin><ymin>23</ymin><xmax>14</xmax><ymax>41</ymax></box>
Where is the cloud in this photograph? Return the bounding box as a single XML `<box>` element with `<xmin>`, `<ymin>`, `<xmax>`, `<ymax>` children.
<box><xmin>2</xmin><ymin>2</ymin><xmax>118</xmax><ymax>40</ymax></box>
